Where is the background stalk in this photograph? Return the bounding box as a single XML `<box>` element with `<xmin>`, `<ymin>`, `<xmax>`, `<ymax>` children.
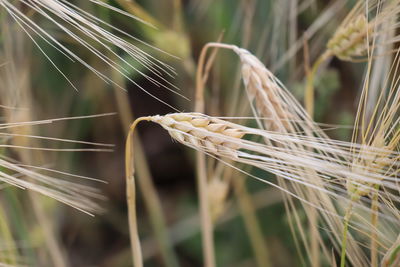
<box><xmin>304</xmin><ymin>51</ymin><xmax>332</xmax><ymax>116</ymax></box>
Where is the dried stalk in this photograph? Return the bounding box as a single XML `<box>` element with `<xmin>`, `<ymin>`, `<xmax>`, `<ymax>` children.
<box><xmin>113</xmin><ymin>70</ymin><xmax>179</xmax><ymax>267</ymax></box>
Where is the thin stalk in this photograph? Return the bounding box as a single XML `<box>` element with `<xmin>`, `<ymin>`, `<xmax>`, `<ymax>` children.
<box><xmin>304</xmin><ymin>51</ymin><xmax>332</xmax><ymax>116</ymax></box>
<box><xmin>125</xmin><ymin>117</ymin><xmax>151</xmax><ymax>267</ymax></box>
<box><xmin>370</xmin><ymin>184</ymin><xmax>380</xmax><ymax>267</ymax></box>
<box><xmin>114</xmin><ymin>78</ymin><xmax>179</xmax><ymax>267</ymax></box>
<box><xmin>196</xmin><ymin>152</ymin><xmax>215</xmax><ymax>267</ymax></box>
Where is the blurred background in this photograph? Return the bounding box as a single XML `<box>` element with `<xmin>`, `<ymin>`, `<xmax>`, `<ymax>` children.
<box><xmin>0</xmin><ymin>0</ymin><xmax>367</xmax><ymax>266</ymax></box>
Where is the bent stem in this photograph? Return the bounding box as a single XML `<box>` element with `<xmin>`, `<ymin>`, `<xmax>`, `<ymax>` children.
<box><xmin>114</xmin><ymin>80</ymin><xmax>179</xmax><ymax>267</ymax></box>
<box><xmin>125</xmin><ymin>117</ymin><xmax>151</xmax><ymax>267</ymax></box>
<box><xmin>304</xmin><ymin>51</ymin><xmax>331</xmax><ymax>117</ymax></box>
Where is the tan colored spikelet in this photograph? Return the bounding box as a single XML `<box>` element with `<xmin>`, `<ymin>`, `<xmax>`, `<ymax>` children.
<box><xmin>207</xmin><ymin>176</ymin><xmax>229</xmax><ymax>222</ymax></box>
<box><xmin>327</xmin><ymin>15</ymin><xmax>371</xmax><ymax>61</ymax></box>
<box><xmin>233</xmin><ymin>47</ymin><xmax>292</xmax><ymax>132</ymax></box>
<box><xmin>150</xmin><ymin>113</ymin><xmax>245</xmax><ymax>156</ymax></box>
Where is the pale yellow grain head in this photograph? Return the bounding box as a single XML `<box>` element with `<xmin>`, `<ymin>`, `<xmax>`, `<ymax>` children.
<box><xmin>327</xmin><ymin>15</ymin><xmax>370</xmax><ymax>61</ymax></box>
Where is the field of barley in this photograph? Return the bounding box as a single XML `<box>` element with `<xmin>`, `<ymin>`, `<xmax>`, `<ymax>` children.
<box><xmin>0</xmin><ymin>0</ymin><xmax>399</xmax><ymax>266</ymax></box>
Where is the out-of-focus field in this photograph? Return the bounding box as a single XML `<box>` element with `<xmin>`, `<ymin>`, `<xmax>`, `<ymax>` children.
<box><xmin>0</xmin><ymin>0</ymin><xmax>397</xmax><ymax>266</ymax></box>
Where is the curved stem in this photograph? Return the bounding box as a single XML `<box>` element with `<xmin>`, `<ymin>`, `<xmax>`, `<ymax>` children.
<box><xmin>195</xmin><ymin>42</ymin><xmax>237</xmax><ymax>112</ymax></box>
<box><xmin>125</xmin><ymin>117</ymin><xmax>151</xmax><ymax>267</ymax></box>
<box><xmin>304</xmin><ymin>51</ymin><xmax>332</xmax><ymax>117</ymax></box>
<box><xmin>114</xmin><ymin>82</ymin><xmax>179</xmax><ymax>267</ymax></box>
